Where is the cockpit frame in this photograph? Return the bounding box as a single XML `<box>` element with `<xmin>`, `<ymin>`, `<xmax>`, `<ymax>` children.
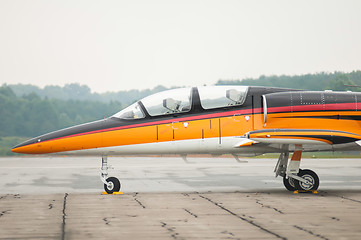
<box><xmin>112</xmin><ymin>86</ymin><xmax>249</xmax><ymax>120</ymax></box>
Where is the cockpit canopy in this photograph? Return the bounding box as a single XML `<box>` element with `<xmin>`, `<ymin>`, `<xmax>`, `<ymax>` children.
<box><xmin>197</xmin><ymin>86</ymin><xmax>248</xmax><ymax>109</ymax></box>
<box><xmin>112</xmin><ymin>86</ymin><xmax>249</xmax><ymax>119</ymax></box>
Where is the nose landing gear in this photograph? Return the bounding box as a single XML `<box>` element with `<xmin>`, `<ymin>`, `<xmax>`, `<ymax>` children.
<box><xmin>101</xmin><ymin>156</ymin><xmax>121</xmax><ymax>194</ymax></box>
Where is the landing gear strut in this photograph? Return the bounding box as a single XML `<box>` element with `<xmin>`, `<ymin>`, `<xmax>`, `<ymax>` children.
<box><xmin>101</xmin><ymin>156</ymin><xmax>121</xmax><ymax>194</ymax></box>
<box><xmin>275</xmin><ymin>145</ymin><xmax>320</xmax><ymax>191</ymax></box>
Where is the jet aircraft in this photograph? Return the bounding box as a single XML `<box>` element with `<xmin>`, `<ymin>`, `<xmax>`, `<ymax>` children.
<box><xmin>12</xmin><ymin>86</ymin><xmax>361</xmax><ymax>193</ymax></box>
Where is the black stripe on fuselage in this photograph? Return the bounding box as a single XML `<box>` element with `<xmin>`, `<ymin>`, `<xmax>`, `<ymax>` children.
<box><xmin>250</xmin><ymin>128</ymin><xmax>361</xmax><ymax>135</ymax></box>
<box><xmin>273</xmin><ymin>134</ymin><xmax>359</xmax><ymax>144</ymax></box>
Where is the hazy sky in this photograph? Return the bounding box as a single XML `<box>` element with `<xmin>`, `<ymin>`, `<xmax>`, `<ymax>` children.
<box><xmin>1</xmin><ymin>0</ymin><xmax>361</xmax><ymax>93</ymax></box>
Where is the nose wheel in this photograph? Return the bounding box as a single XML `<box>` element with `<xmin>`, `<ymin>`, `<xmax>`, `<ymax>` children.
<box><xmin>104</xmin><ymin>177</ymin><xmax>121</xmax><ymax>194</ymax></box>
<box><xmin>101</xmin><ymin>156</ymin><xmax>122</xmax><ymax>194</ymax></box>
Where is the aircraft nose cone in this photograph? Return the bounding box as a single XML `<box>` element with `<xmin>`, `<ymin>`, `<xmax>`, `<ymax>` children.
<box><xmin>11</xmin><ymin>119</ymin><xmax>108</xmax><ymax>155</ymax></box>
<box><xmin>11</xmin><ymin>137</ymin><xmax>40</xmax><ymax>154</ymax></box>
<box><xmin>11</xmin><ymin>147</ymin><xmax>23</xmax><ymax>154</ymax></box>
<box><xmin>11</xmin><ymin>145</ymin><xmax>21</xmax><ymax>153</ymax></box>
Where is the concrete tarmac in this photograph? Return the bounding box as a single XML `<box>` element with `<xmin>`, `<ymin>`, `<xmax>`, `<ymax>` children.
<box><xmin>1</xmin><ymin>156</ymin><xmax>361</xmax><ymax>239</ymax></box>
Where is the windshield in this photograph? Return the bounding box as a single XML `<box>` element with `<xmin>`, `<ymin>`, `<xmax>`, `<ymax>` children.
<box><xmin>112</xmin><ymin>102</ymin><xmax>145</xmax><ymax>119</ymax></box>
<box><xmin>112</xmin><ymin>88</ymin><xmax>192</xmax><ymax>119</ymax></box>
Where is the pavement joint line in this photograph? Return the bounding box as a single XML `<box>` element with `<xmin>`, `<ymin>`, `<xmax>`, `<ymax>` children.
<box><xmin>160</xmin><ymin>221</ymin><xmax>182</xmax><ymax>240</ymax></box>
<box><xmin>293</xmin><ymin>225</ymin><xmax>329</xmax><ymax>240</ymax></box>
<box><xmin>255</xmin><ymin>199</ymin><xmax>284</xmax><ymax>214</ymax></box>
<box><xmin>220</xmin><ymin>230</ymin><xmax>235</xmax><ymax>237</ymax></box>
<box><xmin>340</xmin><ymin>196</ymin><xmax>361</xmax><ymax>204</ymax></box>
<box><xmin>198</xmin><ymin>193</ymin><xmax>287</xmax><ymax>240</ymax></box>
<box><xmin>0</xmin><ymin>210</ymin><xmax>9</xmax><ymax>218</ymax></box>
<box><xmin>183</xmin><ymin>208</ymin><xmax>198</xmax><ymax>218</ymax></box>
<box><xmin>133</xmin><ymin>192</ymin><xmax>146</xmax><ymax>209</ymax></box>
<box><xmin>61</xmin><ymin>193</ymin><xmax>68</xmax><ymax>240</ymax></box>
<box><xmin>103</xmin><ymin>217</ymin><xmax>110</xmax><ymax>225</ymax></box>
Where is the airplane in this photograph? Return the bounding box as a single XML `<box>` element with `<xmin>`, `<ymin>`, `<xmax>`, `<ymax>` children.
<box><xmin>12</xmin><ymin>85</ymin><xmax>361</xmax><ymax>193</ymax></box>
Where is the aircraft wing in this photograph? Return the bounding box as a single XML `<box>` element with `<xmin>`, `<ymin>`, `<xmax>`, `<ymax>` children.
<box><xmin>245</xmin><ymin>129</ymin><xmax>361</xmax><ymax>146</ymax></box>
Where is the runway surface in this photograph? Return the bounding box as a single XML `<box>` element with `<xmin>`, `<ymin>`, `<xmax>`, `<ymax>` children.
<box><xmin>1</xmin><ymin>156</ymin><xmax>361</xmax><ymax>239</ymax></box>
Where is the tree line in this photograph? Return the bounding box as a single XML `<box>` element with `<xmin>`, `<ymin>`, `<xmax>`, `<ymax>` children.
<box><xmin>0</xmin><ymin>86</ymin><xmax>121</xmax><ymax>138</ymax></box>
<box><xmin>216</xmin><ymin>71</ymin><xmax>361</xmax><ymax>92</ymax></box>
<box><xmin>9</xmin><ymin>83</ymin><xmax>169</xmax><ymax>104</ymax></box>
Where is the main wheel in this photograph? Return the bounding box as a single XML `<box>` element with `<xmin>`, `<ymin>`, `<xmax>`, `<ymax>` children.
<box><xmin>283</xmin><ymin>176</ymin><xmax>296</xmax><ymax>191</ymax></box>
<box><xmin>294</xmin><ymin>169</ymin><xmax>319</xmax><ymax>191</ymax></box>
<box><xmin>104</xmin><ymin>177</ymin><xmax>121</xmax><ymax>194</ymax></box>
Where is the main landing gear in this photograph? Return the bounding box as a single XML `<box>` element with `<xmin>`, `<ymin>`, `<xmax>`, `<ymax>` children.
<box><xmin>275</xmin><ymin>145</ymin><xmax>320</xmax><ymax>192</ymax></box>
<box><xmin>101</xmin><ymin>156</ymin><xmax>121</xmax><ymax>194</ymax></box>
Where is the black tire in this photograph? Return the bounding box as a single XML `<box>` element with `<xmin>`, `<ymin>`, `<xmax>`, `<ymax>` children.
<box><xmin>104</xmin><ymin>177</ymin><xmax>121</xmax><ymax>194</ymax></box>
<box><xmin>294</xmin><ymin>169</ymin><xmax>319</xmax><ymax>191</ymax></box>
<box><xmin>283</xmin><ymin>176</ymin><xmax>297</xmax><ymax>191</ymax></box>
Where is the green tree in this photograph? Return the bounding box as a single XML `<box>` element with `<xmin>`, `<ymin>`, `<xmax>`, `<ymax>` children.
<box><xmin>327</xmin><ymin>73</ymin><xmax>359</xmax><ymax>91</ymax></box>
